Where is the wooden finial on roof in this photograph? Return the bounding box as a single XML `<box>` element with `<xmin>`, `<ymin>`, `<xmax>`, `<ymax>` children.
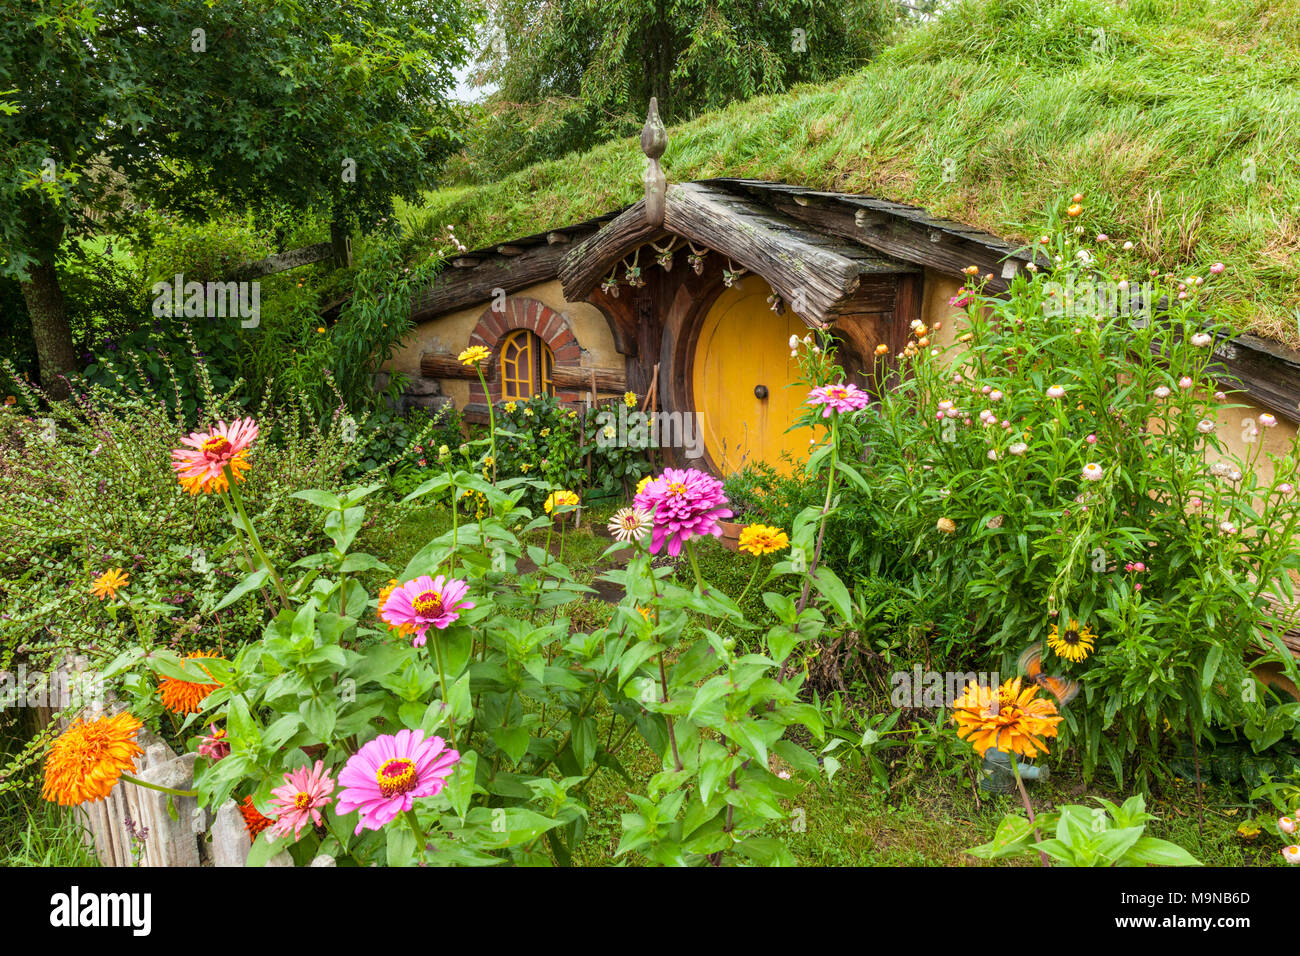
<box><xmin>641</xmin><ymin>97</ymin><xmax>667</xmax><ymax>227</ymax></box>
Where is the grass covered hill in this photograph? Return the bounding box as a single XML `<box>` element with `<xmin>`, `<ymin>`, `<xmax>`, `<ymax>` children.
<box><xmin>410</xmin><ymin>0</ymin><xmax>1300</xmax><ymax>346</ymax></box>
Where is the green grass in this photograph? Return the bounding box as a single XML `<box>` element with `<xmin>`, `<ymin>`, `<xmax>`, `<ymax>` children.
<box><xmin>407</xmin><ymin>0</ymin><xmax>1300</xmax><ymax>347</ymax></box>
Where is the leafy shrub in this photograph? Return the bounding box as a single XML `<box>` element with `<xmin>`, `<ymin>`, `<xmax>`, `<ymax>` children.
<box><xmin>820</xmin><ymin>213</ymin><xmax>1300</xmax><ymax>784</ymax></box>
<box><xmin>0</xmin><ymin>356</ymin><xmax>367</xmax><ymax>672</ymax></box>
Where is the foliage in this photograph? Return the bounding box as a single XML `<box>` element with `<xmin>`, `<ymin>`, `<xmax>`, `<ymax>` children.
<box><xmin>970</xmin><ymin>794</ymin><xmax>1201</xmax><ymax>866</ymax></box>
<box><xmin>486</xmin><ymin>393</ymin><xmax>653</xmax><ymax>510</ymax></box>
<box><xmin>454</xmin><ymin>0</ymin><xmax>896</xmax><ymax>180</ymax></box>
<box><xmin>0</xmin><ymin>355</ymin><xmax>369</xmax><ymax>672</ymax></box>
<box><xmin>418</xmin><ymin>0</ymin><xmax>1300</xmax><ymax>346</ymax></box>
<box><xmin>832</xmin><ymin>211</ymin><xmax>1300</xmax><ymax>786</ymax></box>
<box><xmin>2</xmin><ymin>0</ymin><xmax>476</xmax><ymax>276</ymax></box>
<box><xmin>102</xmin><ymin>455</ymin><xmax>837</xmax><ymax>866</ymax></box>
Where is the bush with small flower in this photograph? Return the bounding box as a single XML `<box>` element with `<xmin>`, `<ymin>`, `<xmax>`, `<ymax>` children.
<box><xmin>835</xmin><ymin>201</ymin><xmax>1300</xmax><ymax>784</ymax></box>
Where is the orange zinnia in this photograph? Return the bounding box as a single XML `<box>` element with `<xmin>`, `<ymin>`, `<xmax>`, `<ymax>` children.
<box><xmin>239</xmin><ymin>795</ymin><xmax>274</xmax><ymax>840</ymax></box>
<box><xmin>42</xmin><ymin>712</ymin><xmax>144</xmax><ymax>806</ymax></box>
<box><xmin>951</xmin><ymin>676</ymin><xmax>1062</xmax><ymax>759</ymax></box>
<box><xmin>91</xmin><ymin>567</ymin><xmax>129</xmax><ymax>600</ymax></box>
<box><xmin>158</xmin><ymin>650</ymin><xmax>222</xmax><ymax>714</ymax></box>
<box><xmin>376</xmin><ymin>579</ymin><xmax>415</xmax><ymax>638</ymax></box>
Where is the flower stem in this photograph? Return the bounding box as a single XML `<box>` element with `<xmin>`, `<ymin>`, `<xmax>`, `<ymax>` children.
<box><xmin>429</xmin><ymin>634</ymin><xmax>458</xmax><ymax>752</ymax></box>
<box><xmin>223</xmin><ymin>466</ymin><xmax>290</xmax><ymax>608</ymax></box>
<box><xmin>1008</xmin><ymin>754</ymin><xmax>1050</xmax><ymax>868</ymax></box>
<box><xmin>120</xmin><ymin>773</ymin><xmax>198</xmax><ymax>799</ymax></box>
<box><xmin>476</xmin><ymin>367</ymin><xmax>497</xmax><ymax>482</ymax></box>
<box><xmin>685</xmin><ymin>540</ymin><xmax>705</xmax><ymax>593</ymax></box>
<box><xmin>403</xmin><ymin>809</ymin><xmax>427</xmax><ymax>858</ymax></box>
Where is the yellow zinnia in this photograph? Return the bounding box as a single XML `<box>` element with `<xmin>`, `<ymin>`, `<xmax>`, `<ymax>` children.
<box><xmin>545</xmin><ymin>489</ymin><xmax>580</xmax><ymax>514</ymax></box>
<box><xmin>738</xmin><ymin>524</ymin><xmax>789</xmax><ymax>556</ymax></box>
<box><xmin>624</xmin><ymin>391</ymin><xmax>638</xmax><ymax>409</ymax></box>
<box><xmin>952</xmin><ymin>677</ymin><xmax>1062</xmax><ymax>759</ymax></box>
<box><xmin>458</xmin><ymin>345</ymin><xmax>491</xmax><ymax>367</ymax></box>
<box><xmin>1047</xmin><ymin>619</ymin><xmax>1097</xmax><ymax>662</ymax></box>
<box><xmin>91</xmin><ymin>567</ymin><xmax>129</xmax><ymax>600</ymax></box>
<box><xmin>43</xmin><ymin>712</ymin><xmax>144</xmax><ymax>806</ymax></box>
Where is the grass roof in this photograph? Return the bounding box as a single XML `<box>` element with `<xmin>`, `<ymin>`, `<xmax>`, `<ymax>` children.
<box><xmin>407</xmin><ymin>0</ymin><xmax>1300</xmax><ymax>347</ymax></box>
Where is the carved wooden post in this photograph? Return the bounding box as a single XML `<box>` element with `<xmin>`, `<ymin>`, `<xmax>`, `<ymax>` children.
<box><xmin>641</xmin><ymin>98</ymin><xmax>667</xmax><ymax>227</ymax></box>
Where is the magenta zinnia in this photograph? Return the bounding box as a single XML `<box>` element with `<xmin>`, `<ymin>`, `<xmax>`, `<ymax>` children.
<box><xmin>633</xmin><ymin>467</ymin><xmax>732</xmax><ymax>557</ymax></box>
<box><xmin>806</xmin><ymin>383</ymin><xmax>871</xmax><ymax>417</ymax></box>
<box><xmin>380</xmin><ymin>575</ymin><xmax>474</xmax><ymax>646</ymax></box>
<box><xmin>335</xmin><ymin>730</ymin><xmax>459</xmax><ymax>834</ymax></box>
<box><xmin>171</xmin><ymin>418</ymin><xmax>258</xmax><ymax>494</ymax></box>
<box><xmin>268</xmin><ymin>760</ymin><xmax>335</xmax><ymax>841</ymax></box>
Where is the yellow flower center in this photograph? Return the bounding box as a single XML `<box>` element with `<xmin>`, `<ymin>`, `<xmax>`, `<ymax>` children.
<box><xmin>669</xmin><ymin>482</ymin><xmax>689</xmax><ymax>497</ymax></box>
<box><xmin>376</xmin><ymin>758</ymin><xmax>418</xmax><ymax>798</ymax></box>
<box><xmin>202</xmin><ymin>435</ymin><xmax>232</xmax><ymax>458</ymax></box>
<box><xmin>412</xmin><ymin>590</ymin><xmax>444</xmax><ymax>617</ymax></box>
<box><xmin>293</xmin><ymin>791</ymin><xmax>312</xmax><ymax>810</ymax></box>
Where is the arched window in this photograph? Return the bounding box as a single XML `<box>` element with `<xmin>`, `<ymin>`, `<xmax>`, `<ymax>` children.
<box><xmin>499</xmin><ymin>329</ymin><xmax>554</xmax><ymax>400</ymax></box>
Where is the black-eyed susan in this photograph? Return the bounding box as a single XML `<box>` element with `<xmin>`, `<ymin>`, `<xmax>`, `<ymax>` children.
<box><xmin>1047</xmin><ymin>619</ymin><xmax>1096</xmax><ymax>662</ymax></box>
<box><xmin>952</xmin><ymin>677</ymin><xmax>1062</xmax><ymax>759</ymax></box>
<box><xmin>91</xmin><ymin>567</ymin><xmax>129</xmax><ymax>601</ymax></box>
<box><xmin>737</xmin><ymin>524</ymin><xmax>789</xmax><ymax>556</ymax></box>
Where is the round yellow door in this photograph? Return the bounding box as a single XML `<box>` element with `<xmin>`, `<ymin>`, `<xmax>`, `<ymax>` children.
<box><xmin>691</xmin><ymin>277</ymin><xmax>813</xmax><ymax>475</ymax></box>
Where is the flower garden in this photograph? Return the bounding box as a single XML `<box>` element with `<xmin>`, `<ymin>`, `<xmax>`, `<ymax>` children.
<box><xmin>3</xmin><ymin>206</ymin><xmax>1299</xmax><ymax>873</ymax></box>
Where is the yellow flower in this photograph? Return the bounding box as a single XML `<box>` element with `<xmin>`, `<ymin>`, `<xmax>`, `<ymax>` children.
<box><xmin>738</xmin><ymin>524</ymin><xmax>789</xmax><ymax>556</ymax></box>
<box><xmin>316</xmin><ymin>326</ymin><xmax>326</xmax><ymax>334</ymax></box>
<box><xmin>544</xmin><ymin>490</ymin><xmax>580</xmax><ymax>514</ymax></box>
<box><xmin>458</xmin><ymin>345</ymin><xmax>491</xmax><ymax>367</ymax></box>
<box><xmin>42</xmin><ymin>712</ymin><xmax>144</xmax><ymax>806</ymax></box>
<box><xmin>523</xmin><ymin>408</ymin><xmax>533</xmax><ymax>417</ymax></box>
<box><xmin>624</xmin><ymin>391</ymin><xmax>638</xmax><ymax>409</ymax></box>
<box><xmin>567</xmin><ymin>410</ymin><xmax>578</xmax><ymax>419</ymax></box>
<box><xmin>951</xmin><ymin>677</ymin><xmax>1062</xmax><ymax>759</ymax></box>
<box><xmin>91</xmin><ymin>567</ymin><xmax>129</xmax><ymax>600</ymax></box>
<box><xmin>504</xmin><ymin>401</ymin><xmax>518</xmax><ymax>413</ymax></box>
<box><xmin>540</xmin><ymin>427</ymin><xmax>551</xmax><ymax>437</ymax></box>
<box><xmin>1047</xmin><ymin>619</ymin><xmax>1096</xmax><ymax>662</ymax></box>
<box><xmin>521</xmin><ymin>463</ymin><xmax>531</xmax><ymax>472</ymax></box>
<box><xmin>636</xmin><ymin>475</ymin><xmax>653</xmax><ymax>495</ymax></box>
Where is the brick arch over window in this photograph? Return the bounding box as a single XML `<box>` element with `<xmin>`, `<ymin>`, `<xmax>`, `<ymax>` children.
<box><xmin>466</xmin><ymin>297</ymin><xmax>583</xmax><ymax>405</ymax></box>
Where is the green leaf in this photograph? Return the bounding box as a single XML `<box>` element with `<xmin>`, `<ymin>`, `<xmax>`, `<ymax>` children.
<box><xmin>214</xmin><ymin>568</ymin><xmax>269</xmax><ymax>611</ymax></box>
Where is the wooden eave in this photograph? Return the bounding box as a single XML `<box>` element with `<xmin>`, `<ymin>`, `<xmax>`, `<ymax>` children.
<box><xmin>558</xmin><ymin>182</ymin><xmax>918</xmax><ymax>323</ymax></box>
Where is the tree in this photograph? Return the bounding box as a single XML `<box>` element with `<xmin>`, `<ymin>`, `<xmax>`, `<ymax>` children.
<box><xmin>0</xmin><ymin>0</ymin><xmax>476</xmax><ymax>396</ymax></box>
<box><xmin>459</xmin><ymin>0</ymin><xmax>897</xmax><ymax>180</ymax></box>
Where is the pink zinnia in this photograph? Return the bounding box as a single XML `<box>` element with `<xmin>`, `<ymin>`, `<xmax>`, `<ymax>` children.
<box><xmin>806</xmin><ymin>383</ymin><xmax>871</xmax><ymax>418</ymax></box>
<box><xmin>634</xmin><ymin>467</ymin><xmax>732</xmax><ymax>557</ymax></box>
<box><xmin>380</xmin><ymin>575</ymin><xmax>474</xmax><ymax>646</ymax></box>
<box><xmin>335</xmin><ymin>730</ymin><xmax>459</xmax><ymax>834</ymax></box>
<box><xmin>198</xmin><ymin>724</ymin><xmax>230</xmax><ymax>762</ymax></box>
<box><xmin>171</xmin><ymin>418</ymin><xmax>258</xmax><ymax>494</ymax></box>
<box><xmin>268</xmin><ymin>760</ymin><xmax>335</xmax><ymax>840</ymax></box>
